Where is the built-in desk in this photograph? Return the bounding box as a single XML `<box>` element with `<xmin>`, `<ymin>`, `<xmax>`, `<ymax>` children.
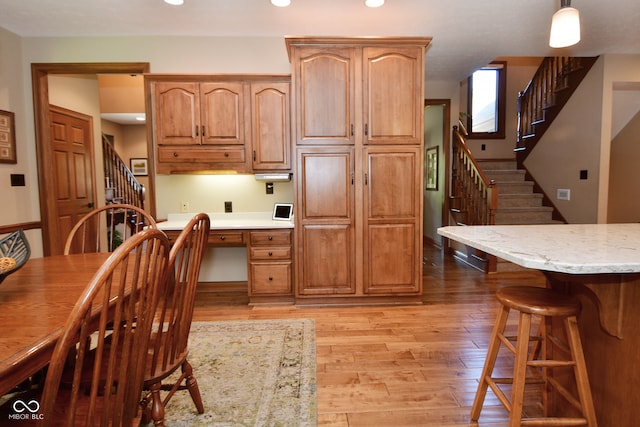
<box><xmin>438</xmin><ymin>224</ymin><xmax>640</xmax><ymax>426</ymax></box>
<box><xmin>158</xmin><ymin>212</ymin><xmax>294</xmax><ymax>304</ymax></box>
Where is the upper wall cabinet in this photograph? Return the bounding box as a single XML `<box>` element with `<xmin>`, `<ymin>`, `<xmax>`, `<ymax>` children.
<box><xmin>289</xmin><ymin>40</ymin><xmax>425</xmax><ymax>147</ymax></box>
<box><xmin>147</xmin><ymin>75</ymin><xmax>291</xmax><ymax>174</ymax></box>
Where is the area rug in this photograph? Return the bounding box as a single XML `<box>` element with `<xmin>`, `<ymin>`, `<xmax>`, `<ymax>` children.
<box><xmin>159</xmin><ymin>319</ymin><xmax>317</xmax><ymax>427</ymax></box>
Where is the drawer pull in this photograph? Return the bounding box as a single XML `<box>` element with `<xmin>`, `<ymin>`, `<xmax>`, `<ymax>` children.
<box><xmin>268</xmin><ymin>251</ymin><xmax>273</xmax><ymax>256</ymax></box>
<box><xmin>224</xmin><ymin>152</ymin><xmax>229</xmax><ymax>158</ymax></box>
<box><xmin>268</xmin><ymin>276</ymin><xmax>273</xmax><ymax>281</ymax></box>
<box><xmin>173</xmin><ymin>152</ymin><xmax>179</xmax><ymax>158</ymax></box>
<box><xmin>220</xmin><ymin>236</ymin><xmax>225</xmax><ymax>241</ymax></box>
<box><xmin>268</xmin><ymin>236</ymin><xmax>273</xmax><ymax>240</ymax></box>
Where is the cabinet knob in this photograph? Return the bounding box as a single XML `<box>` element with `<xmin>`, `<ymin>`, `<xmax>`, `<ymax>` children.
<box><xmin>173</xmin><ymin>152</ymin><xmax>179</xmax><ymax>158</ymax></box>
<box><xmin>268</xmin><ymin>236</ymin><xmax>273</xmax><ymax>240</ymax></box>
<box><xmin>268</xmin><ymin>251</ymin><xmax>273</xmax><ymax>256</ymax></box>
<box><xmin>224</xmin><ymin>152</ymin><xmax>229</xmax><ymax>157</ymax></box>
<box><xmin>220</xmin><ymin>236</ymin><xmax>225</xmax><ymax>241</ymax></box>
<box><xmin>268</xmin><ymin>276</ymin><xmax>273</xmax><ymax>281</ymax></box>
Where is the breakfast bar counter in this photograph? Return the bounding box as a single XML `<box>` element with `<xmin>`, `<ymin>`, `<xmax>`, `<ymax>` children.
<box><xmin>438</xmin><ymin>223</ymin><xmax>640</xmax><ymax>426</ymax></box>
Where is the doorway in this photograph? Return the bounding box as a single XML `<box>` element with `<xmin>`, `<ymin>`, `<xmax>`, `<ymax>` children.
<box><xmin>423</xmin><ymin>99</ymin><xmax>450</xmax><ymax>248</ymax></box>
<box><xmin>32</xmin><ymin>62</ymin><xmax>151</xmax><ymax>256</ymax></box>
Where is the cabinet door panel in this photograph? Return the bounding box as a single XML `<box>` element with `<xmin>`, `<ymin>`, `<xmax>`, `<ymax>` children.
<box><xmin>364</xmin><ymin>47</ymin><xmax>423</xmax><ymax>145</ymax></box>
<box><xmin>154</xmin><ymin>82</ymin><xmax>200</xmax><ymax>145</ymax></box>
<box><xmin>295</xmin><ymin>48</ymin><xmax>356</xmax><ymax>145</ymax></box>
<box><xmin>366</xmin><ymin>148</ymin><xmax>420</xmax><ymax>218</ymax></box>
<box><xmin>251</xmin><ymin>82</ymin><xmax>291</xmax><ymax>170</ymax></box>
<box><xmin>365</xmin><ymin>223</ymin><xmax>419</xmax><ymax>293</ymax></box>
<box><xmin>200</xmin><ymin>82</ymin><xmax>244</xmax><ymax>145</ymax></box>
<box><xmin>299</xmin><ymin>224</ymin><xmax>355</xmax><ymax>295</ymax></box>
<box><xmin>297</xmin><ymin>148</ymin><xmax>354</xmax><ymax>220</ymax></box>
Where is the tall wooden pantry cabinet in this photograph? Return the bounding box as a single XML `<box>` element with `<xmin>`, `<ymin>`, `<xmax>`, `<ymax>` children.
<box><xmin>286</xmin><ymin>36</ymin><xmax>431</xmax><ymax>304</ymax></box>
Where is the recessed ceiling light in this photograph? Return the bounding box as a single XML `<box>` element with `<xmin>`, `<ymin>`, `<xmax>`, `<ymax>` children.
<box><xmin>365</xmin><ymin>0</ymin><xmax>384</xmax><ymax>7</ymax></box>
<box><xmin>164</xmin><ymin>0</ymin><xmax>184</xmax><ymax>5</ymax></box>
<box><xmin>270</xmin><ymin>0</ymin><xmax>291</xmax><ymax>7</ymax></box>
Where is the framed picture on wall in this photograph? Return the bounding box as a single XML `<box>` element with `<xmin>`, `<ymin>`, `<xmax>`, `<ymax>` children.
<box><xmin>130</xmin><ymin>158</ymin><xmax>149</xmax><ymax>176</ymax></box>
<box><xmin>0</xmin><ymin>110</ymin><xmax>17</xmax><ymax>164</ymax></box>
<box><xmin>425</xmin><ymin>146</ymin><xmax>438</xmax><ymax>191</ymax></box>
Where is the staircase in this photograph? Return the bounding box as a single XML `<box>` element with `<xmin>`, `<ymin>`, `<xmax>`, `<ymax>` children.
<box><xmin>102</xmin><ymin>134</ymin><xmax>146</xmax><ymax>209</ymax></box>
<box><xmin>479</xmin><ymin>159</ymin><xmax>556</xmax><ymax>225</ymax></box>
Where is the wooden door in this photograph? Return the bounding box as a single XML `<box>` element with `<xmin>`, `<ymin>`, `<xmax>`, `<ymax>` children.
<box><xmin>363</xmin><ymin>147</ymin><xmax>422</xmax><ymax>294</ymax></box>
<box><xmin>50</xmin><ymin>106</ymin><xmax>96</xmax><ymax>255</ymax></box>
<box><xmin>292</xmin><ymin>47</ymin><xmax>356</xmax><ymax>146</ymax></box>
<box><xmin>250</xmin><ymin>82</ymin><xmax>291</xmax><ymax>170</ymax></box>
<box><xmin>200</xmin><ymin>82</ymin><xmax>245</xmax><ymax>145</ymax></box>
<box><xmin>363</xmin><ymin>47</ymin><xmax>423</xmax><ymax>145</ymax></box>
<box><xmin>296</xmin><ymin>147</ymin><xmax>355</xmax><ymax>295</ymax></box>
<box><xmin>153</xmin><ymin>82</ymin><xmax>200</xmax><ymax>146</ymax></box>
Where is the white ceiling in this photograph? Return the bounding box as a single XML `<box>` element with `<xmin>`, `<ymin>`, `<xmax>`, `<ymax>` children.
<box><xmin>1</xmin><ymin>0</ymin><xmax>639</xmax><ymax>82</ymax></box>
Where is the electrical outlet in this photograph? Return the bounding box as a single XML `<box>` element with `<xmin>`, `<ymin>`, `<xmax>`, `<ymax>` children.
<box><xmin>180</xmin><ymin>201</ymin><xmax>189</xmax><ymax>212</ymax></box>
<box><xmin>224</xmin><ymin>201</ymin><xmax>232</xmax><ymax>213</ymax></box>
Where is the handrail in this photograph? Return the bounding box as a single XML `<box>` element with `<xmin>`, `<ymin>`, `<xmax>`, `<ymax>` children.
<box><xmin>516</xmin><ymin>56</ymin><xmax>598</xmax><ymax>166</ymax></box>
<box><xmin>102</xmin><ymin>134</ymin><xmax>146</xmax><ymax>209</ymax></box>
<box><xmin>450</xmin><ymin>125</ymin><xmax>497</xmax><ymax>226</ymax></box>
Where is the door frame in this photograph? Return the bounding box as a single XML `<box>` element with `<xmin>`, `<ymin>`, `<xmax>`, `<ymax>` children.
<box><xmin>424</xmin><ymin>99</ymin><xmax>451</xmax><ymax>244</ymax></box>
<box><xmin>31</xmin><ymin>62</ymin><xmax>151</xmax><ymax>256</ymax></box>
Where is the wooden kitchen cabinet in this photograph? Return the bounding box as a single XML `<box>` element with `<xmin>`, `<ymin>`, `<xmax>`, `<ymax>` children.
<box><xmin>248</xmin><ymin>230</ymin><xmax>293</xmax><ymax>302</ymax></box>
<box><xmin>250</xmin><ymin>82</ymin><xmax>291</xmax><ymax>171</ymax></box>
<box><xmin>296</xmin><ymin>147</ymin><xmax>356</xmax><ymax>295</ymax></box>
<box><xmin>148</xmin><ymin>75</ymin><xmax>290</xmax><ymax>174</ymax></box>
<box><xmin>287</xmin><ymin>37</ymin><xmax>431</xmax><ymax>303</ymax></box>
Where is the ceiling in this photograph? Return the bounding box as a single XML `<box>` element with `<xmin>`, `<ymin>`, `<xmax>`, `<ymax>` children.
<box><xmin>1</xmin><ymin>0</ymin><xmax>639</xmax><ymax>83</ymax></box>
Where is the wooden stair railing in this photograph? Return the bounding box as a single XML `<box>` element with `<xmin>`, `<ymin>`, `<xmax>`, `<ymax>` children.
<box><xmin>102</xmin><ymin>134</ymin><xmax>146</xmax><ymax>209</ymax></box>
<box><xmin>515</xmin><ymin>56</ymin><xmax>598</xmax><ymax>167</ymax></box>
<box><xmin>449</xmin><ymin>125</ymin><xmax>498</xmax><ymax>272</ymax></box>
<box><xmin>451</xmin><ymin>125</ymin><xmax>498</xmax><ymax>227</ymax></box>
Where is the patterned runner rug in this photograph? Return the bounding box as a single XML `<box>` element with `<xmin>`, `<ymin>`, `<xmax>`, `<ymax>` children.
<box><xmin>158</xmin><ymin>319</ymin><xmax>317</xmax><ymax>426</ymax></box>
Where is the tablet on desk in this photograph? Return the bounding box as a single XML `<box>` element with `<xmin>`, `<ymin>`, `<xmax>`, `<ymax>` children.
<box><xmin>273</xmin><ymin>203</ymin><xmax>293</xmax><ymax>220</ymax></box>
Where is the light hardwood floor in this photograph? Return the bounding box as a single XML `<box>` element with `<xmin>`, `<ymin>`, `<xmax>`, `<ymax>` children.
<box><xmin>192</xmin><ymin>246</ymin><xmax>548</xmax><ymax>426</ymax></box>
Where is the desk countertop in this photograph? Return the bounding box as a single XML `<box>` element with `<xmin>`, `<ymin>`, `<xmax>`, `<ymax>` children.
<box><xmin>437</xmin><ymin>223</ymin><xmax>640</xmax><ymax>275</ymax></box>
<box><xmin>158</xmin><ymin>212</ymin><xmax>294</xmax><ymax>231</ymax></box>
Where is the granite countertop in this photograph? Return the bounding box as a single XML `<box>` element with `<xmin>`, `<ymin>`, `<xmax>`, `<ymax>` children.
<box><xmin>158</xmin><ymin>212</ymin><xmax>294</xmax><ymax>231</ymax></box>
<box><xmin>437</xmin><ymin>223</ymin><xmax>640</xmax><ymax>275</ymax></box>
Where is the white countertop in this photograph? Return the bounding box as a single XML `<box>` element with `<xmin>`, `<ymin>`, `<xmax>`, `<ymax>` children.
<box><xmin>437</xmin><ymin>223</ymin><xmax>640</xmax><ymax>275</ymax></box>
<box><xmin>158</xmin><ymin>212</ymin><xmax>294</xmax><ymax>231</ymax></box>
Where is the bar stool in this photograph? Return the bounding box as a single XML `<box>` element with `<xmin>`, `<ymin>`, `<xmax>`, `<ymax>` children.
<box><xmin>471</xmin><ymin>286</ymin><xmax>598</xmax><ymax>427</ymax></box>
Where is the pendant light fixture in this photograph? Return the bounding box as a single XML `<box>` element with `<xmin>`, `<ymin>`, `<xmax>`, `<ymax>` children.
<box><xmin>549</xmin><ymin>0</ymin><xmax>581</xmax><ymax>48</ymax></box>
<box><xmin>270</xmin><ymin>0</ymin><xmax>291</xmax><ymax>6</ymax></box>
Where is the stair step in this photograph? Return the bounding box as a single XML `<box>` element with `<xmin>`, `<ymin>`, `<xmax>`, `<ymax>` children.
<box><xmin>485</xmin><ymin>169</ymin><xmax>526</xmax><ymax>182</ymax></box>
<box><xmin>495</xmin><ymin>206</ymin><xmax>554</xmax><ymax>224</ymax></box>
<box><xmin>498</xmin><ymin>193</ymin><xmax>543</xmax><ymax>208</ymax></box>
<box><xmin>476</xmin><ymin>159</ymin><xmax>517</xmax><ymax>170</ymax></box>
<box><xmin>496</xmin><ymin>181</ymin><xmax>535</xmax><ymax>194</ymax></box>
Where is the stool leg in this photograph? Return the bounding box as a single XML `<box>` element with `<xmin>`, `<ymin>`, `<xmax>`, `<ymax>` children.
<box><xmin>471</xmin><ymin>304</ymin><xmax>510</xmax><ymax>421</ymax></box>
<box><xmin>565</xmin><ymin>316</ymin><xmax>598</xmax><ymax>426</ymax></box>
<box><xmin>510</xmin><ymin>311</ymin><xmax>532</xmax><ymax>427</ymax></box>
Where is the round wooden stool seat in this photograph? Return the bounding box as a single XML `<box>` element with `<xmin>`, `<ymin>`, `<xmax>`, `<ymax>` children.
<box><xmin>496</xmin><ymin>286</ymin><xmax>581</xmax><ymax>317</ymax></box>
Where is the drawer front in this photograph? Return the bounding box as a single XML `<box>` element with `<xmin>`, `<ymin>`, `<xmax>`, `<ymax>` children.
<box><xmin>250</xmin><ymin>246</ymin><xmax>291</xmax><ymax>261</ymax></box>
<box><xmin>250</xmin><ymin>263</ymin><xmax>292</xmax><ymax>295</ymax></box>
<box><xmin>250</xmin><ymin>230</ymin><xmax>291</xmax><ymax>246</ymax></box>
<box><xmin>158</xmin><ymin>146</ymin><xmax>245</xmax><ymax>163</ymax></box>
<box><xmin>208</xmin><ymin>231</ymin><xmax>245</xmax><ymax>246</ymax></box>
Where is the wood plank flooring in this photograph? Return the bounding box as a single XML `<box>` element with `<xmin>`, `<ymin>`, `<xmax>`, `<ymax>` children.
<box><xmin>192</xmin><ymin>246</ymin><xmax>548</xmax><ymax>426</ymax></box>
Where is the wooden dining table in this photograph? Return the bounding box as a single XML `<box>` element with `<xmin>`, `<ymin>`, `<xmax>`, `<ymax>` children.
<box><xmin>438</xmin><ymin>223</ymin><xmax>640</xmax><ymax>426</ymax></box>
<box><xmin>0</xmin><ymin>252</ymin><xmax>111</xmax><ymax>396</ymax></box>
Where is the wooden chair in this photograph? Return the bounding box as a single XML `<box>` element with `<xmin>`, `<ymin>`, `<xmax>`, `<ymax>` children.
<box><xmin>38</xmin><ymin>228</ymin><xmax>170</xmax><ymax>426</ymax></box>
<box><xmin>140</xmin><ymin>213</ymin><xmax>210</xmax><ymax>426</ymax></box>
<box><xmin>0</xmin><ymin>229</ymin><xmax>31</xmax><ymax>284</ymax></box>
<box><xmin>471</xmin><ymin>286</ymin><xmax>598</xmax><ymax>427</ymax></box>
<box><xmin>64</xmin><ymin>203</ymin><xmax>157</xmax><ymax>254</ymax></box>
